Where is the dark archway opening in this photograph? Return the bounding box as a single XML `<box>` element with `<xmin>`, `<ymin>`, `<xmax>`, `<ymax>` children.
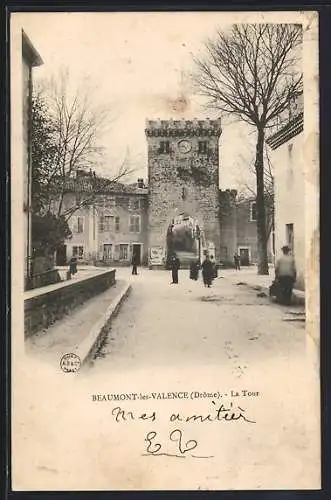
<box><xmin>166</xmin><ymin>213</ymin><xmax>200</xmax><ymax>268</ymax></box>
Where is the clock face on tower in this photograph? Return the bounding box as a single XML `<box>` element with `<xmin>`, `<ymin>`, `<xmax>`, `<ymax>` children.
<box><xmin>177</xmin><ymin>140</ymin><xmax>192</xmax><ymax>154</ymax></box>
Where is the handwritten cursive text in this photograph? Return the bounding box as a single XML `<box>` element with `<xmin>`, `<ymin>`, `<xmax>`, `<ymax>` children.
<box><xmin>111</xmin><ymin>400</ymin><xmax>256</xmax><ymax>424</ymax></box>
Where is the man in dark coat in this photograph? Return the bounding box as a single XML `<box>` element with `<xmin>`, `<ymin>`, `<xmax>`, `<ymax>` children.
<box><xmin>131</xmin><ymin>253</ymin><xmax>138</xmax><ymax>275</ymax></box>
<box><xmin>201</xmin><ymin>255</ymin><xmax>213</xmax><ymax>287</ymax></box>
<box><xmin>189</xmin><ymin>259</ymin><xmax>200</xmax><ymax>281</ymax></box>
<box><xmin>170</xmin><ymin>253</ymin><xmax>180</xmax><ymax>284</ymax></box>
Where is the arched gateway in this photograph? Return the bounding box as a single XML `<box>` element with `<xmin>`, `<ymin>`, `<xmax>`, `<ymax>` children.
<box><xmin>145</xmin><ymin>118</ymin><xmax>222</xmax><ymax>268</ymax></box>
<box><xmin>165</xmin><ymin>213</ymin><xmax>204</xmax><ymax>268</ymax></box>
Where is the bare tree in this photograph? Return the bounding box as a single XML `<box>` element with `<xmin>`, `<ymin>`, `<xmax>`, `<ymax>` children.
<box><xmin>193</xmin><ymin>23</ymin><xmax>302</xmax><ymax>274</ymax></box>
<box><xmin>32</xmin><ymin>69</ymin><xmax>134</xmax><ymax>223</ymax></box>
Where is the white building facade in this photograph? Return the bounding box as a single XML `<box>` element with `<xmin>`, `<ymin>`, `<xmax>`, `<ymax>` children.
<box><xmin>267</xmin><ymin>93</ymin><xmax>305</xmax><ymax>290</ymax></box>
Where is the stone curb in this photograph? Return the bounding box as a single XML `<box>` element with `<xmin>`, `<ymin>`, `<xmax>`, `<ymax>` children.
<box><xmin>74</xmin><ymin>282</ymin><xmax>131</xmax><ymax>366</ymax></box>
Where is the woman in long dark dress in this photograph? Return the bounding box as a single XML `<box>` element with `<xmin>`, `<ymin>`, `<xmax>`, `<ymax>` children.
<box><xmin>189</xmin><ymin>259</ymin><xmax>200</xmax><ymax>281</ymax></box>
<box><xmin>210</xmin><ymin>255</ymin><xmax>217</xmax><ymax>280</ymax></box>
<box><xmin>201</xmin><ymin>255</ymin><xmax>213</xmax><ymax>287</ymax></box>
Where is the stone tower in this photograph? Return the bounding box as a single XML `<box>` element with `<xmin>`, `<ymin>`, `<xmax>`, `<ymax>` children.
<box><xmin>145</xmin><ymin>118</ymin><xmax>222</xmax><ymax>267</ymax></box>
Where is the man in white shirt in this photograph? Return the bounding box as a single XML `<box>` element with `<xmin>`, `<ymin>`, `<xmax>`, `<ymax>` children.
<box><xmin>275</xmin><ymin>245</ymin><xmax>297</xmax><ymax>304</ymax></box>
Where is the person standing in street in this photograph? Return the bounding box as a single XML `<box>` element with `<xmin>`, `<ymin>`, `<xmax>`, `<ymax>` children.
<box><xmin>170</xmin><ymin>253</ymin><xmax>180</xmax><ymax>284</ymax></box>
<box><xmin>189</xmin><ymin>259</ymin><xmax>200</xmax><ymax>281</ymax></box>
<box><xmin>69</xmin><ymin>256</ymin><xmax>78</xmax><ymax>276</ymax></box>
<box><xmin>210</xmin><ymin>255</ymin><xmax>217</xmax><ymax>280</ymax></box>
<box><xmin>131</xmin><ymin>252</ymin><xmax>138</xmax><ymax>275</ymax></box>
<box><xmin>275</xmin><ymin>245</ymin><xmax>297</xmax><ymax>305</ymax></box>
<box><xmin>234</xmin><ymin>253</ymin><xmax>241</xmax><ymax>270</ymax></box>
<box><xmin>201</xmin><ymin>254</ymin><xmax>213</xmax><ymax>287</ymax></box>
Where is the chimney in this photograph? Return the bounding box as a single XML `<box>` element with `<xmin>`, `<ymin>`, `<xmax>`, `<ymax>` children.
<box><xmin>137</xmin><ymin>178</ymin><xmax>144</xmax><ymax>188</ymax></box>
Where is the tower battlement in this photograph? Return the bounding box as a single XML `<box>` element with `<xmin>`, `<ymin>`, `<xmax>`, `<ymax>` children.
<box><xmin>145</xmin><ymin>117</ymin><xmax>222</xmax><ymax>137</ymax></box>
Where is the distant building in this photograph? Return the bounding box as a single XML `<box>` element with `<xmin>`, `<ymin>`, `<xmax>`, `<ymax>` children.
<box><xmin>57</xmin><ymin>172</ymin><xmax>148</xmax><ymax>267</ymax></box>
<box><xmin>219</xmin><ymin>191</ymin><xmax>273</xmax><ymax>266</ymax></box>
<box><xmin>266</xmin><ymin>91</ymin><xmax>304</xmax><ymax>290</ymax></box>
<box><xmin>219</xmin><ymin>189</ymin><xmax>237</xmax><ymax>263</ymax></box>
<box><xmin>22</xmin><ymin>31</ymin><xmax>43</xmax><ymax>289</ymax></box>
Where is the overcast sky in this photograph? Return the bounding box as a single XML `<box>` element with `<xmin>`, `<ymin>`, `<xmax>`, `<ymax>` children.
<box><xmin>13</xmin><ymin>11</ymin><xmax>305</xmax><ymax>191</ymax></box>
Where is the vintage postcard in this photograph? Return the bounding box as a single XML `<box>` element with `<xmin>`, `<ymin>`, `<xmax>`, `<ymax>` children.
<box><xmin>10</xmin><ymin>11</ymin><xmax>320</xmax><ymax>491</ymax></box>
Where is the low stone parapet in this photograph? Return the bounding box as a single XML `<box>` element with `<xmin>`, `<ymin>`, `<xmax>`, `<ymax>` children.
<box><xmin>26</xmin><ymin>268</ymin><xmax>62</xmax><ymax>290</ymax></box>
<box><xmin>24</xmin><ymin>269</ymin><xmax>116</xmax><ymax>339</ymax></box>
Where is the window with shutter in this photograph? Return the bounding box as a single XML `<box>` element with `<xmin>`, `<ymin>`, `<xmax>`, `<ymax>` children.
<box><xmin>198</xmin><ymin>141</ymin><xmax>208</xmax><ymax>154</ymax></box>
<box><xmin>129</xmin><ymin>215</ymin><xmax>141</xmax><ymax>233</ymax></box>
<box><xmin>99</xmin><ymin>216</ymin><xmax>104</xmax><ymax>232</ymax></box>
<box><xmin>119</xmin><ymin>244</ymin><xmax>129</xmax><ymax>260</ymax></box>
<box><xmin>104</xmin><ymin>215</ymin><xmax>114</xmax><ymax>232</ymax></box>
<box><xmin>103</xmin><ymin>244</ymin><xmax>113</xmax><ymax>260</ymax></box>
<box><xmin>77</xmin><ymin>216</ymin><xmax>84</xmax><ymax>233</ymax></box>
<box><xmin>159</xmin><ymin>141</ymin><xmax>170</xmax><ymax>154</ymax></box>
<box><xmin>73</xmin><ymin>246</ymin><xmax>84</xmax><ymax>258</ymax></box>
<box><xmin>71</xmin><ymin>216</ymin><xmax>85</xmax><ymax>233</ymax></box>
<box><xmin>250</xmin><ymin>202</ymin><xmax>257</xmax><ymax>222</ymax></box>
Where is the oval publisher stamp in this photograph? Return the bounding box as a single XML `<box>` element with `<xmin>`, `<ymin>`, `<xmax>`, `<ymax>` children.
<box><xmin>60</xmin><ymin>353</ymin><xmax>81</xmax><ymax>373</ymax></box>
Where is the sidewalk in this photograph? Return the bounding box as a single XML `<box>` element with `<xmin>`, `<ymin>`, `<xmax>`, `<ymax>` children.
<box><xmin>221</xmin><ymin>265</ymin><xmax>305</xmax><ymax>305</ymax></box>
<box><xmin>26</xmin><ymin>279</ymin><xmax>131</xmax><ymax>368</ymax></box>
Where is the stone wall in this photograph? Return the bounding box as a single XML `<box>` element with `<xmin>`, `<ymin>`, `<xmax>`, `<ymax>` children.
<box><xmin>24</xmin><ymin>269</ymin><xmax>116</xmax><ymax>338</ymax></box>
<box><xmin>146</xmin><ymin>119</ymin><xmax>222</xmax><ymax>264</ymax></box>
<box><xmin>27</xmin><ymin>268</ymin><xmax>62</xmax><ymax>290</ymax></box>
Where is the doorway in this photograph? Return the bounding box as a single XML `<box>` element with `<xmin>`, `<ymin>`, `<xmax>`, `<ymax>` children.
<box><xmin>132</xmin><ymin>244</ymin><xmax>141</xmax><ymax>265</ymax></box>
<box><xmin>238</xmin><ymin>247</ymin><xmax>250</xmax><ymax>266</ymax></box>
<box><xmin>103</xmin><ymin>244</ymin><xmax>113</xmax><ymax>261</ymax></box>
<box><xmin>286</xmin><ymin>223</ymin><xmax>294</xmax><ymax>254</ymax></box>
<box><xmin>56</xmin><ymin>244</ymin><xmax>67</xmax><ymax>265</ymax></box>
